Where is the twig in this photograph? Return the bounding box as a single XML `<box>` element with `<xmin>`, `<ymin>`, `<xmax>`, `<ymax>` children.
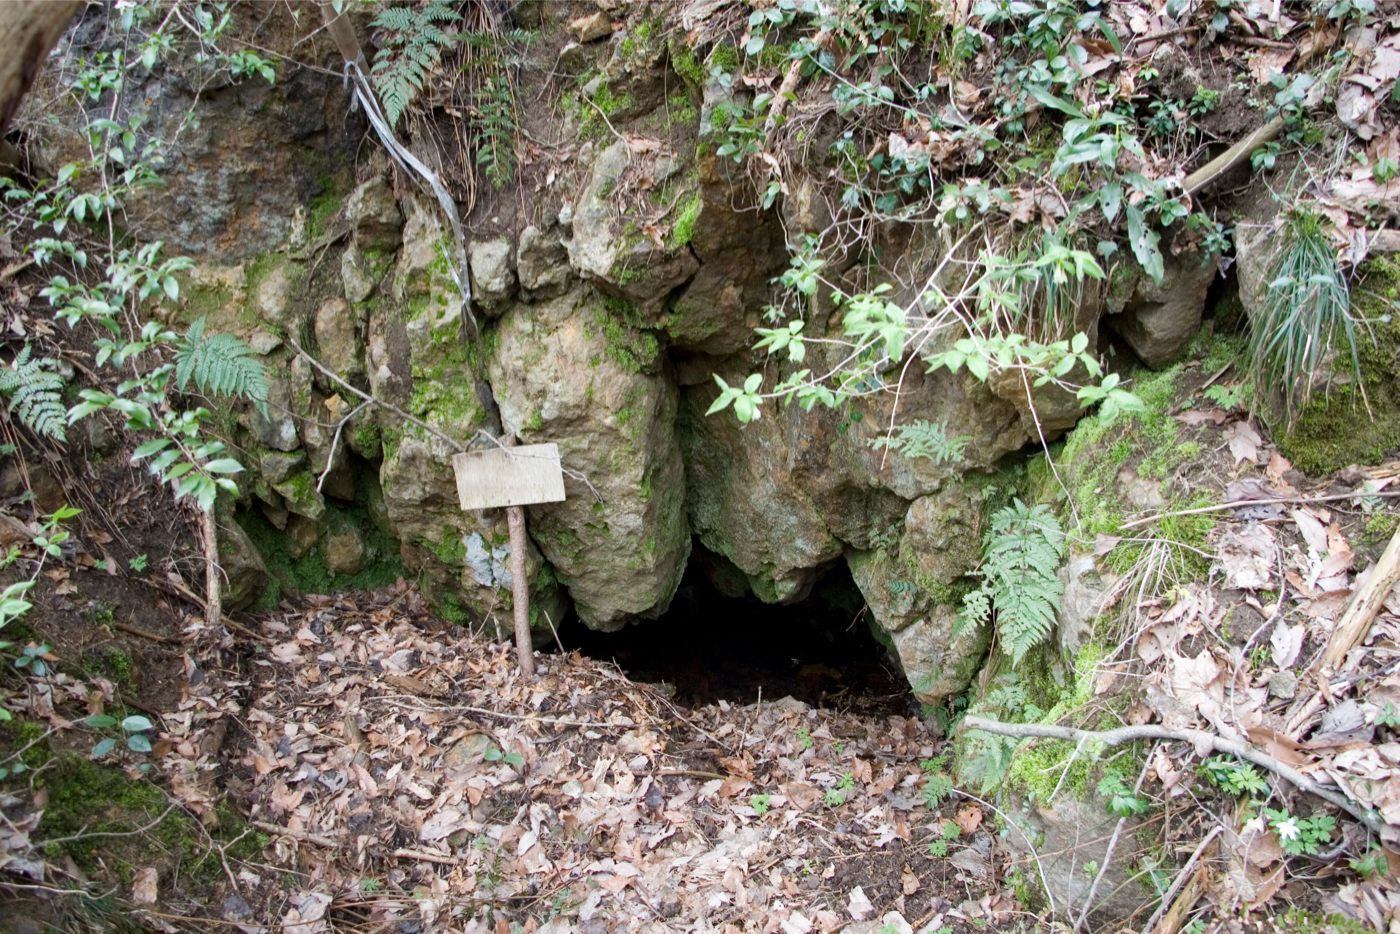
<box><xmin>113</xmin><ymin>620</ymin><xmax>181</xmax><ymax>645</ymax></box>
<box><xmin>315</xmin><ymin>398</ymin><xmax>372</xmax><ymax>494</ymax></box>
<box><xmin>252</xmin><ymin>820</ymin><xmax>338</xmax><ymax>848</ymax></box>
<box><xmin>1143</xmin><ymin>826</ymin><xmax>1221</xmax><ymax>934</ymax></box>
<box><xmin>200</xmin><ymin>508</ymin><xmax>221</xmax><ymax>632</ymax></box>
<box><xmin>1182</xmin><ymin>118</ymin><xmax>1284</xmax><ymax>195</ymax></box>
<box><xmin>1120</xmin><ymin>489</ymin><xmax>1400</xmax><ymax>531</ymax></box>
<box><xmin>959</xmin><ymin>715</ymin><xmax>1388</xmax><ymax>837</ymax></box>
<box><xmin>391</xmin><ymin>847</ymin><xmax>456</xmax><ymax>865</ymax></box>
<box><xmin>147</xmin><ymin>572</ymin><xmax>264</xmax><ymax>641</ymax></box>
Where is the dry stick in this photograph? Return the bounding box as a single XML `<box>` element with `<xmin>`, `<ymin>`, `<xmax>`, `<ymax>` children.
<box><xmin>761</xmin><ymin>28</ymin><xmax>831</xmax><ymax>144</ymax></box>
<box><xmin>1120</xmin><ymin>489</ymin><xmax>1400</xmax><ymax>531</ymax></box>
<box><xmin>1182</xmin><ymin>117</ymin><xmax>1284</xmax><ymax>196</ymax></box>
<box><xmin>1143</xmin><ymin>825</ymin><xmax>1222</xmax><ymax>934</ymax></box>
<box><xmin>289</xmin><ymin>340</ymin><xmax>467</xmax><ymax>456</ymax></box>
<box><xmin>1318</xmin><ymin>524</ymin><xmax>1400</xmax><ymax>672</ymax></box>
<box><xmin>200</xmin><ymin>509</ymin><xmax>221</xmax><ymax>632</ymax></box>
<box><xmin>252</xmin><ymin>820</ymin><xmax>338</xmax><ymax>848</ymax></box>
<box><xmin>958</xmin><ymin>715</ymin><xmax>1388</xmax><ymax>837</ymax></box>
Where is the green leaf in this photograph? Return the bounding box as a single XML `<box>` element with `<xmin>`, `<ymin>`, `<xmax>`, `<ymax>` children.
<box><xmin>1126</xmin><ymin>203</ymin><xmax>1164</xmax><ymax>283</ymax></box>
<box><xmin>121</xmin><ymin>715</ymin><xmax>154</xmax><ymax>732</ymax></box>
<box><xmin>85</xmin><ymin>714</ymin><xmax>117</xmax><ymax>729</ymax></box>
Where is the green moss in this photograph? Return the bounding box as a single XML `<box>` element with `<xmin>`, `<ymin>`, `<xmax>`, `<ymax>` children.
<box><xmin>524</xmin><ymin>410</ymin><xmax>544</xmax><ymax>433</ymax></box>
<box><xmin>239</xmin><ymin>495</ymin><xmax>405</xmax><ymax>609</ymax></box>
<box><xmin>1279</xmin><ymin>257</ymin><xmax>1400</xmax><ymax>474</ymax></box>
<box><xmin>427</xmin><ymin>531</ymin><xmax>466</xmax><ymax>566</ymax></box>
<box><xmin>709</xmin><ymin>43</ymin><xmax>740</xmax><ymax>75</ymax></box>
<box><xmin>668</xmin><ymin>192</ymin><xmax>703</xmax><ymax>250</ymax></box>
<box><xmin>595</xmin><ymin>299</ymin><xmax>660</xmax><ymax>374</ymax></box>
<box><xmin>306</xmin><ymin>177</ymin><xmax>344</xmax><ymax>241</ymax></box>
<box><xmin>669</xmin><ymin>37</ymin><xmax>705</xmax><ymax>88</ymax></box>
<box><xmin>591</xmin><ymin>81</ymin><xmax>634</xmax><ymax>117</ymax></box>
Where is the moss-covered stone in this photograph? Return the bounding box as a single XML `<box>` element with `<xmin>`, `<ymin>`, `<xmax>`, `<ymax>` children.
<box><xmin>238</xmin><ymin>493</ymin><xmax>405</xmax><ymax>609</ymax></box>
<box><xmin>1279</xmin><ymin>257</ymin><xmax>1400</xmax><ymax>474</ymax></box>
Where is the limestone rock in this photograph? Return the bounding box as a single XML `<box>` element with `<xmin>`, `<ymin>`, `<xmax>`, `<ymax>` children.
<box><xmin>847</xmin><ymin>488</ymin><xmax>989</xmax><ymax>701</ymax></box>
<box><xmin>219</xmin><ymin>514</ymin><xmax>268</xmax><ymax>611</ymax></box>
<box><xmin>566</xmin><ymin>140</ymin><xmax>698</xmax><ymax>310</ymax></box>
<box><xmin>259</xmin><ymin>450</ymin><xmax>305</xmax><ymax>485</ymax></box>
<box><xmin>249</xmin><ymin>374</ymin><xmax>301</xmax><ymax>452</ymax></box>
<box><xmin>517</xmin><ymin>224</ymin><xmax>571</xmax><ymax>298</ymax></box>
<box><xmin>468</xmin><ymin>237</ymin><xmax>517</xmax><ymax>313</ymax></box>
<box><xmin>273</xmin><ymin>472</ymin><xmax>325</xmax><ymax>522</ymax></box>
<box><xmin>345</xmin><ymin>175</ymin><xmax>403</xmax><ymax>250</ymax></box>
<box><xmin>568</xmin><ymin>11</ymin><xmax>612</xmax><ymax>42</ymax></box>
<box><xmin>285</xmin><ymin>514</ymin><xmax>320</xmax><ymax>560</ymax></box>
<box><xmin>250</xmin><ymin>258</ymin><xmax>304</xmax><ymax>334</ymax></box>
<box><xmin>325</xmin><ymin>525</ymin><xmax>366</xmax><ymax>576</ymax></box>
<box><xmin>888</xmin><ymin>606</ymin><xmax>989</xmax><ymax>702</ymax></box>
<box><xmin>313</xmin><ymin>297</ymin><xmax>364</xmax><ymax>383</ymax></box>
<box><xmin>488</xmin><ymin>287</ymin><xmax>690</xmax><ymax>628</ymax></box>
<box><xmin>1056</xmin><ymin>554</ymin><xmax>1118</xmax><ymax>655</ymax></box>
<box><xmin>1108</xmin><ymin>249</ymin><xmax>1218</xmax><ymax>367</ymax></box>
<box><xmin>1005</xmin><ymin>794</ymin><xmax>1151</xmax><ymax>922</ymax></box>
<box><xmin>340</xmin><ymin>244</ymin><xmax>377</xmax><ymax>303</ymax></box>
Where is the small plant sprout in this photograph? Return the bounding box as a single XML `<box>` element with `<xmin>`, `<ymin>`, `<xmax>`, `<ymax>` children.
<box><xmin>128</xmin><ymin>553</ymin><xmax>149</xmax><ymax>573</ymax></box>
<box><xmin>1200</xmin><ymin>756</ymin><xmax>1270</xmax><ymax>797</ymax></box>
<box><xmin>86</xmin><ymin>713</ymin><xmax>156</xmax><ymax>759</ymax></box>
<box><xmin>928</xmin><ymin>820</ymin><xmax>960</xmax><ymax>858</ymax></box>
<box><xmin>483</xmin><ymin>745</ymin><xmax>525</xmax><ymax>768</ymax></box>
<box><xmin>1350</xmin><ymin>848</ymin><xmax>1389</xmax><ymax>879</ymax></box>
<box><xmin>1265</xmin><ymin>808</ymin><xmax>1336</xmax><ymax>857</ymax></box>
<box><xmin>796</xmin><ymin>726</ymin><xmax>813</xmax><ymax>750</ymax></box>
<box><xmin>750</xmin><ymin>794</ymin><xmax>772</xmax><ymax>816</ymax></box>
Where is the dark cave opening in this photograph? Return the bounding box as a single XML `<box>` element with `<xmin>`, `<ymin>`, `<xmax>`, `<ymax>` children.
<box><xmin>558</xmin><ymin>545</ymin><xmax>915</xmax><ymax>714</ymax></box>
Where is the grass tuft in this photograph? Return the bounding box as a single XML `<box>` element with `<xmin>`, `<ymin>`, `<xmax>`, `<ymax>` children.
<box><xmin>1247</xmin><ymin>207</ymin><xmax>1360</xmax><ymax>428</ymax></box>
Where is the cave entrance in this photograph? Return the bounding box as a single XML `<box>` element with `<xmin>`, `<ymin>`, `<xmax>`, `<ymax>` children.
<box><xmin>559</xmin><ymin>546</ymin><xmax>914</xmax><ymax>714</ymax></box>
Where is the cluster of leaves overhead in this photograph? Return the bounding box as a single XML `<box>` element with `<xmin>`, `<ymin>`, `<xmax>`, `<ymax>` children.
<box><xmin>958</xmin><ymin>499</ymin><xmax>1067</xmax><ymax>666</ymax></box>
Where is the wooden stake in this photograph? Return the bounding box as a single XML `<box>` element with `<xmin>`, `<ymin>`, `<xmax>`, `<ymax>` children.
<box><xmin>201</xmin><ymin>509</ymin><xmax>222</xmax><ymax>632</ymax></box>
<box><xmin>502</xmin><ymin>436</ymin><xmax>535</xmax><ymax>680</ymax></box>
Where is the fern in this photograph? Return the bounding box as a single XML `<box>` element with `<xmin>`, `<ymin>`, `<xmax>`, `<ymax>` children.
<box><xmin>870</xmin><ymin>419</ymin><xmax>969</xmax><ymax>465</ymax></box>
<box><xmin>474</xmin><ymin>70</ymin><xmax>517</xmax><ymax>190</ymax></box>
<box><xmin>958</xmin><ymin>499</ymin><xmax>1066</xmax><ymax>666</ymax></box>
<box><xmin>0</xmin><ymin>346</ymin><xmax>67</xmax><ymax>441</ymax></box>
<box><xmin>173</xmin><ymin>318</ymin><xmax>269</xmax><ymax>415</ymax></box>
<box><xmin>371</xmin><ymin>2</ymin><xmax>462</xmax><ymax>129</ymax></box>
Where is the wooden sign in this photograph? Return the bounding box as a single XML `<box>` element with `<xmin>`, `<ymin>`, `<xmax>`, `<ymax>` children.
<box><xmin>452</xmin><ymin>443</ymin><xmax>566</xmax><ymax>511</ymax></box>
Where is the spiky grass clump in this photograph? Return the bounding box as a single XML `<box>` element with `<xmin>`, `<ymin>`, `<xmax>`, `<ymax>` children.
<box><xmin>1247</xmin><ymin>207</ymin><xmax>1360</xmax><ymax>427</ymax></box>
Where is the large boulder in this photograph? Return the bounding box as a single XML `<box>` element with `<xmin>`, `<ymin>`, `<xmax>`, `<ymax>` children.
<box><xmin>847</xmin><ymin>487</ymin><xmax>990</xmax><ymax>701</ymax></box>
<box><xmin>488</xmin><ymin>286</ymin><xmax>690</xmax><ymax>628</ymax></box>
<box><xmin>566</xmin><ymin>139</ymin><xmax>699</xmax><ymax>311</ymax></box>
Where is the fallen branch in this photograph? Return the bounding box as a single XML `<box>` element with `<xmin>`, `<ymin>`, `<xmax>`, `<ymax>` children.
<box><xmin>1318</xmin><ymin>523</ymin><xmax>1400</xmax><ymax>671</ymax></box>
<box><xmin>1120</xmin><ymin>489</ymin><xmax>1400</xmax><ymax>531</ymax></box>
<box><xmin>1142</xmin><ymin>825</ymin><xmax>1220</xmax><ymax>934</ymax></box>
<box><xmin>959</xmin><ymin>715</ymin><xmax>1388</xmax><ymax>837</ymax></box>
<box><xmin>1182</xmin><ymin>117</ymin><xmax>1283</xmax><ymax>195</ymax></box>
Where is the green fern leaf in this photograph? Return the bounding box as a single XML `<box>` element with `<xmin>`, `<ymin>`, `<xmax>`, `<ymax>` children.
<box><xmin>975</xmin><ymin>499</ymin><xmax>1066</xmax><ymax>665</ymax></box>
<box><xmin>0</xmin><ymin>345</ymin><xmax>66</xmax><ymax>441</ymax></box>
<box><xmin>370</xmin><ymin>1</ymin><xmax>462</xmax><ymax>129</ymax></box>
<box><xmin>172</xmin><ymin>319</ymin><xmax>269</xmax><ymax>415</ymax></box>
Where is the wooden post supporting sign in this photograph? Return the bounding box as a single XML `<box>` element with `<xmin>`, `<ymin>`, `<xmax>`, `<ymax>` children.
<box><xmin>451</xmin><ymin>441</ymin><xmax>566</xmax><ymax>679</ymax></box>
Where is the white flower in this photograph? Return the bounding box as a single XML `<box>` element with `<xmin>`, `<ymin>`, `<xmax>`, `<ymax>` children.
<box><xmin>1274</xmin><ymin>816</ymin><xmax>1300</xmax><ymax>842</ymax></box>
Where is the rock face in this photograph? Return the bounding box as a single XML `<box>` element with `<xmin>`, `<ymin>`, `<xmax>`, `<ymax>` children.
<box><xmin>489</xmin><ymin>287</ymin><xmax>690</xmax><ymax>628</ymax></box>
<box><xmin>64</xmin><ymin>6</ymin><xmax>1213</xmax><ymax>707</ymax></box>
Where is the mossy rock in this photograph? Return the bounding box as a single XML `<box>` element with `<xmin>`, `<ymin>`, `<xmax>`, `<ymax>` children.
<box><xmin>1278</xmin><ymin>257</ymin><xmax>1400</xmax><ymax>475</ymax></box>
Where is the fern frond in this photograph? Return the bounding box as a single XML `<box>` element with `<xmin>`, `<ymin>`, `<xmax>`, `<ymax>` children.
<box><xmin>975</xmin><ymin>499</ymin><xmax>1066</xmax><ymax>665</ymax></box>
<box><xmin>871</xmin><ymin>419</ymin><xmax>969</xmax><ymax>465</ymax></box>
<box><xmin>173</xmin><ymin>319</ymin><xmax>269</xmax><ymax>415</ymax></box>
<box><xmin>0</xmin><ymin>345</ymin><xmax>66</xmax><ymax>441</ymax></box>
<box><xmin>370</xmin><ymin>1</ymin><xmax>462</xmax><ymax>129</ymax></box>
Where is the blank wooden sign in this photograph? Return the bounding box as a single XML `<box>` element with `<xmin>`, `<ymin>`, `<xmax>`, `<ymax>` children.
<box><xmin>452</xmin><ymin>443</ymin><xmax>566</xmax><ymax>511</ymax></box>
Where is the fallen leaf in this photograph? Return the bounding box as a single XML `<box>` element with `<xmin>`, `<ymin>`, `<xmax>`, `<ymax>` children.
<box><xmin>1270</xmin><ymin>621</ymin><xmax>1304</xmax><ymax>668</ymax></box>
<box><xmin>847</xmin><ymin>885</ymin><xmax>875</xmax><ymax>921</ymax></box>
<box><xmin>132</xmin><ymin>866</ymin><xmax>158</xmax><ymax>904</ymax></box>
<box><xmin>953</xmin><ymin>802</ymin><xmax>983</xmax><ymax>835</ymax></box>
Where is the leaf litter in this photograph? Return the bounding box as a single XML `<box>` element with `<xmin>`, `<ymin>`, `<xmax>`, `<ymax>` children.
<box><xmin>178</xmin><ymin>585</ymin><xmax>1007</xmax><ymax>932</ymax></box>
